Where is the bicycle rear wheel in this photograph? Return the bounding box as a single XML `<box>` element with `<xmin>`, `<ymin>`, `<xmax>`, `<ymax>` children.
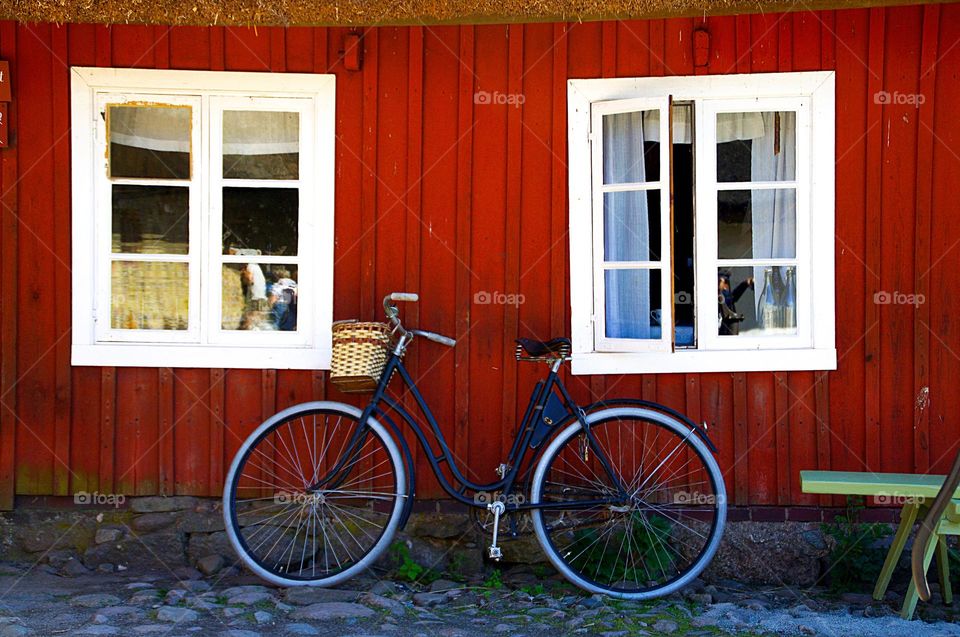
<box><xmin>530</xmin><ymin>407</ymin><xmax>725</xmax><ymax>599</ymax></box>
<box><xmin>223</xmin><ymin>401</ymin><xmax>405</xmax><ymax>587</ymax></box>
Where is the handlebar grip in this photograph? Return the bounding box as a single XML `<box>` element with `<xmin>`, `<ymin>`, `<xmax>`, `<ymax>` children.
<box><xmin>389</xmin><ymin>293</ymin><xmax>419</xmax><ymax>302</ymax></box>
<box><xmin>430</xmin><ymin>334</ymin><xmax>457</xmax><ymax>347</ymax></box>
<box><xmin>411</xmin><ymin>330</ymin><xmax>456</xmax><ymax>347</ymax></box>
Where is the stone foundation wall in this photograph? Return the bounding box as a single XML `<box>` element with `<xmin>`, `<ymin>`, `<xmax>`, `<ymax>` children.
<box><xmin>0</xmin><ymin>497</ymin><xmax>866</xmax><ymax>587</ymax></box>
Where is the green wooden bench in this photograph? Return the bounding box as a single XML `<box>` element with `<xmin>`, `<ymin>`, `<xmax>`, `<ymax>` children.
<box><xmin>801</xmin><ymin>470</ymin><xmax>960</xmax><ymax>619</ymax></box>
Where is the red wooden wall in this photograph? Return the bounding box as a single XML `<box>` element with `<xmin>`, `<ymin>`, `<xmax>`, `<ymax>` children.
<box><xmin>1</xmin><ymin>4</ymin><xmax>959</xmax><ymax>510</ymax></box>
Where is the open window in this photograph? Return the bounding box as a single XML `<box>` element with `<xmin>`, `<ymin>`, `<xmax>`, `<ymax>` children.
<box><xmin>569</xmin><ymin>72</ymin><xmax>835</xmax><ymax>375</ymax></box>
<box><xmin>591</xmin><ymin>97</ymin><xmax>673</xmax><ymax>353</ymax></box>
<box><xmin>71</xmin><ymin>68</ymin><xmax>335</xmax><ymax>369</ymax></box>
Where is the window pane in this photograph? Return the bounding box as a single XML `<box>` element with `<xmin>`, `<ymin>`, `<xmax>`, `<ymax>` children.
<box><xmin>602</xmin><ymin>110</ymin><xmax>660</xmax><ymax>184</ymax></box>
<box><xmin>718</xmin><ymin>266</ymin><xmax>797</xmax><ymax>337</ymax></box>
<box><xmin>112</xmin><ymin>185</ymin><xmax>189</xmax><ymax>255</ymax></box>
<box><xmin>716</xmin><ymin>111</ymin><xmax>796</xmax><ymax>183</ymax></box>
<box><xmin>604</xmin><ymin>269</ymin><xmax>662</xmax><ymax>340</ymax></box>
<box><xmin>222</xmin><ymin>187</ymin><xmax>298</xmax><ymax>256</ymax></box>
<box><xmin>222</xmin><ymin>263</ymin><xmax>298</xmax><ymax>331</ymax></box>
<box><xmin>108</xmin><ymin>105</ymin><xmax>191</xmax><ymax>180</ymax></box>
<box><xmin>717</xmin><ymin>189</ymin><xmax>796</xmax><ymax>260</ymax></box>
<box><xmin>604</xmin><ymin>191</ymin><xmax>661</xmax><ymax>262</ymax></box>
<box><xmin>111</xmin><ymin>261</ymin><xmax>189</xmax><ymax>330</ymax></box>
<box><xmin>223</xmin><ymin>111</ymin><xmax>299</xmax><ymax>180</ymax></box>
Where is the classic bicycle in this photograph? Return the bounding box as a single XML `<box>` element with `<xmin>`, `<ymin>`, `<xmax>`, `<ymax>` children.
<box><xmin>224</xmin><ymin>293</ymin><xmax>726</xmax><ymax>599</ymax></box>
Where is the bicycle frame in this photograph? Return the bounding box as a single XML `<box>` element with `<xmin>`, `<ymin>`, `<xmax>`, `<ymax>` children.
<box><xmin>313</xmin><ymin>351</ymin><xmax>629</xmax><ymax>513</ymax></box>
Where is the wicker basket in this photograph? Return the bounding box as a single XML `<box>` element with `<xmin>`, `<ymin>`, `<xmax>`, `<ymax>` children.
<box><xmin>330</xmin><ymin>321</ymin><xmax>393</xmax><ymax>393</ymax></box>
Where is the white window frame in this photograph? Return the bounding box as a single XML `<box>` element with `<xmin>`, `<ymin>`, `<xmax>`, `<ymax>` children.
<box><xmin>71</xmin><ymin>67</ymin><xmax>335</xmax><ymax>369</ymax></box>
<box><xmin>568</xmin><ymin>71</ymin><xmax>836</xmax><ymax>375</ymax></box>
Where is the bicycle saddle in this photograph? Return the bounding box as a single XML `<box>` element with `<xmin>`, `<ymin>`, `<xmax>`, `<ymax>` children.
<box><xmin>515</xmin><ymin>337</ymin><xmax>571</xmax><ymax>359</ymax></box>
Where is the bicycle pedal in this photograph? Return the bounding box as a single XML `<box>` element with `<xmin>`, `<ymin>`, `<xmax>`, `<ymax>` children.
<box><xmin>487</xmin><ymin>545</ymin><xmax>502</xmax><ymax>560</ymax></box>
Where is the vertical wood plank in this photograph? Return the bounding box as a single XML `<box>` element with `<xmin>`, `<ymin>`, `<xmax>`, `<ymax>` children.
<box><xmin>775</xmin><ymin>373</ymin><xmax>791</xmax><ymax>505</ymax></box>
<box><xmin>685</xmin><ymin>374</ymin><xmax>702</xmax><ymax>494</ymax></box>
<box><xmin>501</xmin><ymin>24</ymin><xmax>523</xmax><ymax>460</ymax></box>
<box><xmin>550</xmin><ymin>23</ymin><xmax>568</xmax><ymax>370</ymax></box>
<box><xmin>158</xmin><ymin>368</ymin><xmax>174</xmax><ymax>495</ymax></box>
<box><xmin>468</xmin><ymin>24</ymin><xmax>508</xmax><ymax>478</ymax></box>
<box><xmin>819</xmin><ymin>11</ymin><xmax>836</xmax><ymax>69</ymax></box>
<box><xmin>209</xmin><ymin>369</ymin><xmax>225</xmax><ymax>494</ymax></box>
<box><xmin>360</xmin><ymin>28</ymin><xmax>378</xmax><ymax>320</ymax></box>
<box><xmin>210</xmin><ymin>26</ymin><xmax>225</xmax><ymax>71</ymax></box>
<box><xmin>270</xmin><ymin>27</ymin><xmax>285</xmax><ymax>72</ymax></box>
<box><xmin>454</xmin><ymin>26</ymin><xmax>474</xmax><ymax>465</ymax></box>
<box><xmin>831</xmin><ymin>9</ymin><xmax>870</xmax><ymax>484</ymax></box>
<box><xmin>15</xmin><ymin>22</ymin><xmax>57</xmax><ymax>495</ymax></box>
<box><xmin>154</xmin><ymin>25</ymin><xmax>170</xmax><ymax>69</ymax></box>
<box><xmin>649</xmin><ymin>20</ymin><xmax>665</xmax><ymax>76</ymax></box>
<box><xmin>735</xmin><ymin>15</ymin><xmax>751</xmax><ymax>74</ymax></box>
<box><xmin>878</xmin><ymin>6</ymin><xmax>922</xmax><ymax>477</ymax></box>
<box><xmin>99</xmin><ymin>369</ymin><xmax>116</xmax><ymax>494</ymax></box>
<box><xmin>0</xmin><ymin>22</ymin><xmax>17</xmax><ymax>510</ymax></box>
<box><xmin>815</xmin><ymin>371</ymin><xmax>832</xmax><ymax>507</ymax></box>
<box><xmin>864</xmin><ymin>7</ymin><xmax>885</xmax><ymax>471</ymax></box>
<box><xmin>50</xmin><ymin>25</ymin><xmax>71</xmax><ymax>496</ymax></box>
<box><xmin>747</xmin><ymin>373</ymin><xmax>777</xmax><ymax>504</ymax></box>
<box><xmin>260</xmin><ymin>369</ymin><xmax>277</xmax><ymax>500</ymax></box>
<box><xmin>314</xmin><ymin>27</ymin><xmax>329</xmax><ymax>72</ymax></box>
<box><xmin>732</xmin><ymin>373</ymin><xmax>749</xmax><ymax>505</ymax></box>
<box><xmin>404</xmin><ymin>27</ymin><xmax>424</xmax><ymax>472</ymax></box>
<box><xmin>912</xmin><ymin>5</ymin><xmax>939</xmax><ymax>474</ymax></box>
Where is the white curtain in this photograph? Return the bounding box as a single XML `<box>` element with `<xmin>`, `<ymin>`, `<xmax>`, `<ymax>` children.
<box><xmin>109</xmin><ymin>106</ymin><xmax>299</xmax><ymax>155</ymax></box>
<box><xmin>750</xmin><ymin>112</ymin><xmax>797</xmax><ymax>314</ymax></box>
<box><xmin>603</xmin><ymin>111</ymin><xmax>651</xmax><ymax>339</ymax></box>
<box><xmin>643</xmin><ymin>111</ymin><xmax>764</xmax><ymax>145</ymax></box>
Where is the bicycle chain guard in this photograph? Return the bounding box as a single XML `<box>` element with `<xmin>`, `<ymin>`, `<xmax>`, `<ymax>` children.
<box><xmin>529</xmin><ymin>390</ymin><xmax>568</xmax><ymax>449</ymax></box>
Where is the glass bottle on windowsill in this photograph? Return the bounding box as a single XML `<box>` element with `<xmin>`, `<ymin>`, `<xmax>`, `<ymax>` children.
<box><xmin>782</xmin><ymin>268</ymin><xmax>797</xmax><ymax>330</ymax></box>
<box><xmin>761</xmin><ymin>267</ymin><xmax>780</xmax><ymax>331</ymax></box>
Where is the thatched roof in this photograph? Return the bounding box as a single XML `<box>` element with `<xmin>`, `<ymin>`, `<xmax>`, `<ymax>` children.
<box><xmin>0</xmin><ymin>0</ymin><xmax>944</xmax><ymax>27</ymax></box>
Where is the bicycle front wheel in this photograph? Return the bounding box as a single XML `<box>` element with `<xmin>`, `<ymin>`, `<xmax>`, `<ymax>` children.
<box><xmin>530</xmin><ymin>407</ymin><xmax>726</xmax><ymax>599</ymax></box>
<box><xmin>223</xmin><ymin>401</ymin><xmax>406</xmax><ymax>587</ymax></box>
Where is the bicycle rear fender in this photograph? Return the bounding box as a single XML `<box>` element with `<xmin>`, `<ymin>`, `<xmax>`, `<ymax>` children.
<box><xmin>582</xmin><ymin>398</ymin><xmax>718</xmax><ymax>453</ymax></box>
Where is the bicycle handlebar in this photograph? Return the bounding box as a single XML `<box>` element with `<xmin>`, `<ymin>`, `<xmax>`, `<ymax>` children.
<box><xmin>382</xmin><ymin>292</ymin><xmax>455</xmax><ymax>350</ymax></box>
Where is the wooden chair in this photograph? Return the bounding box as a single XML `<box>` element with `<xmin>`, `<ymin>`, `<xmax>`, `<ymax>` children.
<box><xmin>910</xmin><ymin>449</ymin><xmax>960</xmax><ymax>615</ymax></box>
<box><xmin>801</xmin><ymin>468</ymin><xmax>960</xmax><ymax>619</ymax></box>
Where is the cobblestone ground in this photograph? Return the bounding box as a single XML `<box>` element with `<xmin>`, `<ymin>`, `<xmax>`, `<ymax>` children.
<box><xmin>1</xmin><ymin>561</ymin><xmax>960</xmax><ymax>637</ymax></box>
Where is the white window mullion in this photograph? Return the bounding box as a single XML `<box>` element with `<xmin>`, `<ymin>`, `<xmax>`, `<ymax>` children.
<box><xmin>199</xmin><ymin>94</ymin><xmax>213</xmax><ymax>348</ymax></box>
<box><xmin>693</xmin><ymin>98</ymin><xmax>715</xmax><ymax>352</ymax></box>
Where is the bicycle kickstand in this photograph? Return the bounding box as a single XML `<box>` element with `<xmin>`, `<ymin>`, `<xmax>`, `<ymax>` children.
<box><xmin>487</xmin><ymin>501</ymin><xmax>505</xmax><ymax>560</ymax></box>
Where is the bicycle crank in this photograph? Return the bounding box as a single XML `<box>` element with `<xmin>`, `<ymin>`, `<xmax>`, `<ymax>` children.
<box><xmin>486</xmin><ymin>501</ymin><xmax>505</xmax><ymax>560</ymax></box>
